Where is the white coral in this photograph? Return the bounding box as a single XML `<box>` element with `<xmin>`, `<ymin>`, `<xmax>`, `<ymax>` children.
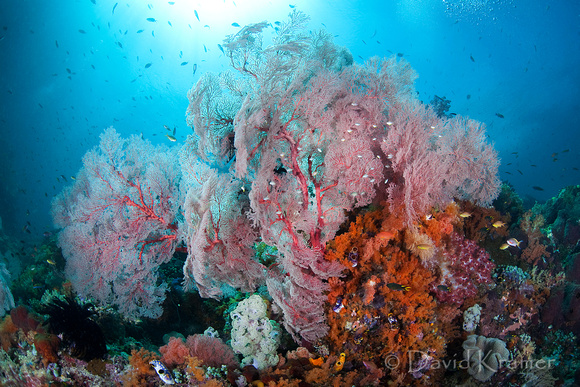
<box><xmin>230</xmin><ymin>294</ymin><xmax>280</xmax><ymax>370</ymax></box>
<box><xmin>463</xmin><ymin>304</ymin><xmax>482</xmax><ymax>332</ymax></box>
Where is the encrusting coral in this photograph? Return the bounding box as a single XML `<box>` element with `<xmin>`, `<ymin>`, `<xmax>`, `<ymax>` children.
<box><xmin>462</xmin><ymin>334</ymin><xmax>510</xmax><ymax>382</ymax></box>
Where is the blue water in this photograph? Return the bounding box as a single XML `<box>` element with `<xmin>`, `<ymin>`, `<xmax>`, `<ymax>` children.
<box><xmin>0</xmin><ymin>0</ymin><xmax>578</xmax><ymax>241</ymax></box>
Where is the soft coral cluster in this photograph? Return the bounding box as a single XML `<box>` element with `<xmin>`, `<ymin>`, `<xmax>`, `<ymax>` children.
<box><xmin>324</xmin><ymin>207</ymin><xmax>446</xmax><ymax>385</ymax></box>
<box><xmin>432</xmin><ymin>232</ymin><xmax>495</xmax><ymax>306</ymax></box>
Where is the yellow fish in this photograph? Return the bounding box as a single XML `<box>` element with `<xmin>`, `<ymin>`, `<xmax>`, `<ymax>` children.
<box><xmin>459</xmin><ymin>212</ymin><xmax>472</xmax><ymax>218</ymax></box>
<box><xmin>165</xmin><ymin>134</ymin><xmax>177</xmax><ymax>142</ymax></box>
<box><xmin>417</xmin><ymin>244</ymin><xmax>432</xmax><ymax>250</ymax></box>
<box><xmin>492</xmin><ymin>221</ymin><xmax>506</xmax><ymax>228</ymax></box>
<box><xmin>499</xmin><ymin>243</ymin><xmax>509</xmax><ymax>250</ymax></box>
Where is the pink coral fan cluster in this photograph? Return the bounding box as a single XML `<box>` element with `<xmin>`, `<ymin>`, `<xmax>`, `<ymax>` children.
<box><xmin>160</xmin><ymin>334</ymin><xmax>239</xmax><ymax>369</ymax></box>
<box><xmin>433</xmin><ymin>232</ymin><xmax>495</xmax><ymax>306</ymax></box>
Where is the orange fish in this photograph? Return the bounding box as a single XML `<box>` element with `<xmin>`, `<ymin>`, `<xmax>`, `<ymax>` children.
<box><xmin>376</xmin><ymin>231</ymin><xmax>395</xmax><ymax>240</ymax></box>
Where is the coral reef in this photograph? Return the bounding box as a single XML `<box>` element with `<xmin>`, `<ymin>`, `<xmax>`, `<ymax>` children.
<box><xmin>3</xmin><ymin>11</ymin><xmax>580</xmax><ymax>387</ymax></box>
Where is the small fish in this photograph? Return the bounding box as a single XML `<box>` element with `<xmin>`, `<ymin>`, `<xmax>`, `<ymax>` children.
<box><xmin>112</xmin><ymin>2</ymin><xmax>118</xmax><ymax>14</ymax></box>
<box><xmin>459</xmin><ymin>212</ymin><xmax>472</xmax><ymax>218</ymax></box>
<box><xmin>376</xmin><ymin>231</ymin><xmax>395</xmax><ymax>240</ymax></box>
<box><xmin>145</xmin><ymin>62</ymin><xmax>152</xmax><ymax>68</ymax></box>
<box><xmin>136</xmin><ymin>29</ymin><xmax>144</xmax><ymax>33</ymax></box>
<box><xmin>416</xmin><ymin>244</ymin><xmax>432</xmax><ymax>250</ymax></box>
<box><xmin>217</xmin><ymin>44</ymin><xmax>224</xmax><ymax>54</ymax></box>
<box><xmin>192</xmin><ymin>63</ymin><xmax>197</xmax><ymax>75</ymax></box>
<box><xmin>232</xmin><ymin>22</ymin><xmax>240</xmax><ymax>27</ymax></box>
<box><xmin>499</xmin><ymin>243</ymin><xmax>510</xmax><ymax>250</ymax></box>
<box><xmin>470</xmin><ymin>55</ymin><xmax>475</xmax><ymax>62</ymax></box>
<box><xmin>495</xmin><ymin>113</ymin><xmax>505</xmax><ymax>118</ymax></box>
<box><xmin>55</xmin><ymin>40</ymin><xmax>59</xmax><ymax>48</ymax></box>
<box><xmin>386</xmin><ymin>283</ymin><xmax>410</xmax><ymax>291</ymax></box>
<box><xmin>387</xmin><ymin>313</ymin><xmax>399</xmax><ymax>329</ymax></box>
<box><xmin>147</xmin><ymin>18</ymin><xmax>156</xmax><ymax>22</ymax></box>
<box><xmin>194</xmin><ymin>10</ymin><xmax>199</xmax><ymax>21</ymax></box>
<box><xmin>203</xmin><ymin>44</ymin><xmax>207</xmax><ymax>52</ymax></box>
<box><xmin>180</xmin><ymin>61</ymin><xmax>188</xmax><ymax>66</ymax></box>
<box><xmin>492</xmin><ymin>221</ymin><xmax>506</xmax><ymax>228</ymax></box>
<box><xmin>334</xmin><ymin>353</ymin><xmax>345</xmax><ymax>372</ymax></box>
<box><xmin>78</xmin><ymin>29</ymin><xmax>86</xmax><ymax>34</ymax></box>
<box><xmin>164</xmin><ymin>125</ymin><xmax>171</xmax><ymax>131</ymax></box>
<box><xmin>167</xmin><ymin>21</ymin><xmax>172</xmax><ymax>27</ymax></box>
<box><xmin>149</xmin><ymin>360</ymin><xmax>174</xmax><ymax>385</ymax></box>
<box><xmin>165</xmin><ymin>134</ymin><xmax>176</xmax><ymax>142</ymax></box>
<box><xmin>532</xmin><ymin>186</ymin><xmax>544</xmax><ymax>191</ymax></box>
<box><xmin>43</xmin><ymin>231</ymin><xmax>53</xmax><ymax>238</ymax></box>
<box><xmin>46</xmin><ymin>259</ymin><xmax>56</xmax><ymax>266</ymax></box>
<box><xmin>436</xmin><ymin>284</ymin><xmax>450</xmax><ymax>292</ymax></box>
<box><xmin>332</xmin><ymin>297</ymin><xmax>344</xmax><ymax>313</ymax></box>
<box><xmin>506</xmin><ymin>238</ymin><xmax>521</xmax><ymax>248</ymax></box>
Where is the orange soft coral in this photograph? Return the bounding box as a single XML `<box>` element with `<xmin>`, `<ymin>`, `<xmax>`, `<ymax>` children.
<box><xmin>325</xmin><ymin>207</ymin><xmax>446</xmax><ymax>386</ymax></box>
<box><xmin>33</xmin><ymin>333</ymin><xmax>60</xmax><ymax>366</ymax></box>
<box><xmin>0</xmin><ymin>315</ymin><xmax>18</xmax><ymax>351</ymax></box>
<box><xmin>123</xmin><ymin>348</ymin><xmax>158</xmax><ymax>387</ymax></box>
